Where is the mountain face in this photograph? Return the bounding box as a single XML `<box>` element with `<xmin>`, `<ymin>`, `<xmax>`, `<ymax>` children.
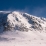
<box><xmin>0</xmin><ymin>11</ymin><xmax>46</xmax><ymax>32</ymax></box>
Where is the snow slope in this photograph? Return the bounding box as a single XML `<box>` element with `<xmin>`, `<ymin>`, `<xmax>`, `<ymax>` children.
<box><xmin>0</xmin><ymin>30</ymin><xmax>46</xmax><ymax>46</ymax></box>
<box><xmin>0</xmin><ymin>11</ymin><xmax>46</xmax><ymax>46</ymax></box>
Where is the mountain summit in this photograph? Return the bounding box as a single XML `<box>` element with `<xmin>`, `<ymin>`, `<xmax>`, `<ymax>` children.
<box><xmin>0</xmin><ymin>11</ymin><xmax>46</xmax><ymax>46</ymax></box>
<box><xmin>0</xmin><ymin>11</ymin><xmax>46</xmax><ymax>32</ymax></box>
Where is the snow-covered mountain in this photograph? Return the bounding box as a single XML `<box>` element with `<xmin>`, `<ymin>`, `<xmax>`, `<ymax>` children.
<box><xmin>0</xmin><ymin>11</ymin><xmax>46</xmax><ymax>32</ymax></box>
<box><xmin>0</xmin><ymin>11</ymin><xmax>46</xmax><ymax>46</ymax></box>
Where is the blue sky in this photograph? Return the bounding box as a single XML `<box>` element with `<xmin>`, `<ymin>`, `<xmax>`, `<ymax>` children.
<box><xmin>0</xmin><ymin>0</ymin><xmax>46</xmax><ymax>17</ymax></box>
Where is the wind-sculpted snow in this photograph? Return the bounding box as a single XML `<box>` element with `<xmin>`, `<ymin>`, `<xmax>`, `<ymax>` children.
<box><xmin>0</xmin><ymin>11</ymin><xmax>46</xmax><ymax>32</ymax></box>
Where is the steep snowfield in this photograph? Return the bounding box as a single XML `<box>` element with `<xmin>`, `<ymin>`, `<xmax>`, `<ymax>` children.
<box><xmin>0</xmin><ymin>30</ymin><xmax>46</xmax><ymax>46</ymax></box>
<box><xmin>0</xmin><ymin>11</ymin><xmax>46</xmax><ymax>46</ymax></box>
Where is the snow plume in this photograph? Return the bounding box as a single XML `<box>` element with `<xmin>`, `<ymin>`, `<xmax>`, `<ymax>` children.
<box><xmin>21</xmin><ymin>7</ymin><xmax>46</xmax><ymax>17</ymax></box>
<box><xmin>31</xmin><ymin>7</ymin><xmax>46</xmax><ymax>17</ymax></box>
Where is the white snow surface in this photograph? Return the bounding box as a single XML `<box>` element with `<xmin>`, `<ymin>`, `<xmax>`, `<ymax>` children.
<box><xmin>0</xmin><ymin>30</ymin><xmax>46</xmax><ymax>46</ymax></box>
<box><xmin>0</xmin><ymin>11</ymin><xmax>46</xmax><ymax>46</ymax></box>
